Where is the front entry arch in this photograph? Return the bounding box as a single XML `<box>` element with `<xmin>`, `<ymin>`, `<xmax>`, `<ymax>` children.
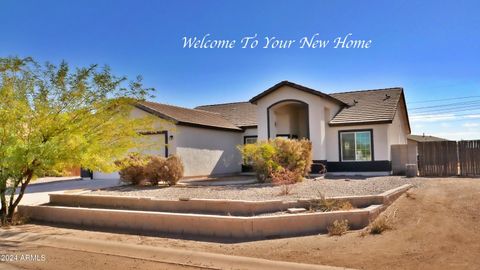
<box><xmin>267</xmin><ymin>99</ymin><xmax>309</xmax><ymax>139</ymax></box>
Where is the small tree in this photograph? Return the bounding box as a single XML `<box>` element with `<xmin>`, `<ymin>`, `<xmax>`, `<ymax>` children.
<box><xmin>0</xmin><ymin>57</ymin><xmax>158</xmax><ymax>225</ymax></box>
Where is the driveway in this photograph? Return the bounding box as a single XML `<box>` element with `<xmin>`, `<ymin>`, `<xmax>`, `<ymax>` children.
<box><xmin>17</xmin><ymin>178</ymin><xmax>121</xmax><ymax>206</ymax></box>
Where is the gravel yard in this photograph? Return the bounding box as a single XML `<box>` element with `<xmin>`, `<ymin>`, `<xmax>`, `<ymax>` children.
<box><xmin>91</xmin><ymin>176</ymin><xmax>421</xmax><ymax>200</ymax></box>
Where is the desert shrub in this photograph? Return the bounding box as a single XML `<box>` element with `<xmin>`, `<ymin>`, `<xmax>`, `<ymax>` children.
<box><xmin>115</xmin><ymin>153</ymin><xmax>149</xmax><ymax>185</ymax></box>
<box><xmin>240</xmin><ymin>142</ymin><xmax>279</xmax><ymax>182</ymax></box>
<box><xmin>238</xmin><ymin>138</ymin><xmax>312</xmax><ymax>183</ymax></box>
<box><xmin>271</xmin><ymin>168</ymin><xmax>297</xmax><ymax>195</ymax></box>
<box><xmin>143</xmin><ymin>156</ymin><xmax>167</xmax><ymax>185</ymax></box>
<box><xmin>163</xmin><ymin>155</ymin><xmax>184</xmax><ymax>186</ymax></box>
<box><xmin>309</xmin><ymin>191</ymin><xmax>354</xmax><ymax>212</ymax></box>
<box><xmin>144</xmin><ymin>154</ymin><xmax>184</xmax><ymax>186</ymax></box>
<box><xmin>368</xmin><ymin>211</ymin><xmax>395</xmax><ymax>234</ymax></box>
<box><xmin>328</xmin><ymin>219</ymin><xmax>349</xmax><ymax>236</ymax></box>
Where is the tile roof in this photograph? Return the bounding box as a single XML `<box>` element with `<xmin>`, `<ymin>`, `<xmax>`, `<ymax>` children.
<box><xmin>136</xmin><ymin>101</ymin><xmax>242</xmax><ymax>131</ymax></box>
<box><xmin>195</xmin><ymin>102</ymin><xmax>257</xmax><ymax>128</ymax></box>
<box><xmin>329</xmin><ymin>88</ymin><xmax>404</xmax><ymax>126</ymax></box>
<box><xmin>137</xmin><ymin>82</ymin><xmax>409</xmax><ymax>132</ymax></box>
<box><xmin>407</xmin><ymin>134</ymin><xmax>448</xmax><ymax>142</ymax></box>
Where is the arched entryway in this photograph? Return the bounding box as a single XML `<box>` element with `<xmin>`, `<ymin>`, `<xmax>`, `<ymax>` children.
<box><xmin>267</xmin><ymin>100</ymin><xmax>309</xmax><ymax>139</ymax></box>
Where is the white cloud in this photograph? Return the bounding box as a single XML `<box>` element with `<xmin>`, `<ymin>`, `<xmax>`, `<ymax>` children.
<box><xmin>410</xmin><ymin>113</ymin><xmax>480</xmax><ymax>123</ymax></box>
<box><xmin>435</xmin><ymin>130</ymin><xmax>480</xmax><ymax>141</ymax></box>
<box><xmin>463</xmin><ymin>122</ymin><xmax>480</xmax><ymax>127</ymax></box>
<box><xmin>410</xmin><ymin>114</ymin><xmax>456</xmax><ymax>122</ymax></box>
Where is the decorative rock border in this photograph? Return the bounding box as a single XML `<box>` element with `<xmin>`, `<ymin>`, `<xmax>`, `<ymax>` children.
<box><xmin>18</xmin><ymin>184</ymin><xmax>412</xmax><ymax>240</ymax></box>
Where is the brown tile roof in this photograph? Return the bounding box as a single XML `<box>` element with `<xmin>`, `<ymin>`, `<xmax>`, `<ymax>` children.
<box><xmin>329</xmin><ymin>87</ymin><xmax>404</xmax><ymax>126</ymax></box>
<box><xmin>407</xmin><ymin>134</ymin><xmax>448</xmax><ymax>142</ymax></box>
<box><xmin>137</xmin><ymin>82</ymin><xmax>410</xmax><ymax>132</ymax></box>
<box><xmin>249</xmin><ymin>81</ymin><xmax>347</xmax><ymax>106</ymax></box>
<box><xmin>136</xmin><ymin>101</ymin><xmax>242</xmax><ymax>131</ymax></box>
<box><xmin>195</xmin><ymin>102</ymin><xmax>257</xmax><ymax>128</ymax></box>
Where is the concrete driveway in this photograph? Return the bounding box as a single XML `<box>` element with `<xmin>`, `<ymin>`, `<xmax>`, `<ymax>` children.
<box><xmin>17</xmin><ymin>178</ymin><xmax>122</xmax><ymax>206</ymax></box>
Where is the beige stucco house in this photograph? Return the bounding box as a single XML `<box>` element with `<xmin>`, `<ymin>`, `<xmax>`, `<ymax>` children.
<box><xmin>93</xmin><ymin>81</ymin><xmax>411</xmax><ymax>179</ymax></box>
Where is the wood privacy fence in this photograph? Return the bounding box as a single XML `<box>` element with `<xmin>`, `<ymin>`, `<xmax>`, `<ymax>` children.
<box><xmin>458</xmin><ymin>140</ymin><xmax>480</xmax><ymax>176</ymax></box>
<box><xmin>417</xmin><ymin>140</ymin><xmax>480</xmax><ymax>177</ymax></box>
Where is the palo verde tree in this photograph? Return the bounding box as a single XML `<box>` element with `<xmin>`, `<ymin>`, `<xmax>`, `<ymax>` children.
<box><xmin>0</xmin><ymin>57</ymin><xmax>157</xmax><ymax>224</ymax></box>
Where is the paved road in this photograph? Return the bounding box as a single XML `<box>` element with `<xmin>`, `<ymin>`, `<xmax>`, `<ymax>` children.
<box><xmin>0</xmin><ymin>230</ymin><xmax>353</xmax><ymax>270</ymax></box>
<box><xmin>17</xmin><ymin>178</ymin><xmax>121</xmax><ymax>206</ymax></box>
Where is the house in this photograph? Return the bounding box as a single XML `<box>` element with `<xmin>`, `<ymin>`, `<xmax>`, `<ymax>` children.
<box><xmin>93</xmin><ymin>81</ymin><xmax>411</xmax><ymax>179</ymax></box>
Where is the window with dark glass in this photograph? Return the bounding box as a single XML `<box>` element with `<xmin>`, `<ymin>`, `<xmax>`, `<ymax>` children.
<box><xmin>244</xmin><ymin>136</ymin><xmax>257</xmax><ymax>144</ymax></box>
<box><xmin>340</xmin><ymin>131</ymin><xmax>372</xmax><ymax>161</ymax></box>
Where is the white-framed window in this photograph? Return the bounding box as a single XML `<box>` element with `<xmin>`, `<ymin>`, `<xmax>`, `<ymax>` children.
<box><xmin>244</xmin><ymin>136</ymin><xmax>258</xmax><ymax>145</ymax></box>
<box><xmin>340</xmin><ymin>130</ymin><xmax>373</xmax><ymax>161</ymax></box>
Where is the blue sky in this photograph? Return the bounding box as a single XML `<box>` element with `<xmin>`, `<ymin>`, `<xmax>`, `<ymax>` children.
<box><xmin>1</xmin><ymin>0</ymin><xmax>479</xmax><ymax>140</ymax></box>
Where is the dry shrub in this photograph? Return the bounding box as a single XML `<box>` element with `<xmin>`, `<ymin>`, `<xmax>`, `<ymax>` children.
<box><xmin>405</xmin><ymin>191</ymin><xmax>416</xmax><ymax>200</ymax></box>
<box><xmin>238</xmin><ymin>138</ymin><xmax>312</xmax><ymax>183</ymax></box>
<box><xmin>271</xmin><ymin>169</ymin><xmax>297</xmax><ymax>195</ymax></box>
<box><xmin>144</xmin><ymin>156</ymin><xmax>167</xmax><ymax>185</ymax></box>
<box><xmin>144</xmin><ymin>155</ymin><xmax>184</xmax><ymax>186</ymax></box>
<box><xmin>369</xmin><ymin>216</ymin><xmax>392</xmax><ymax>234</ymax></box>
<box><xmin>115</xmin><ymin>153</ymin><xmax>149</xmax><ymax>185</ymax></box>
<box><xmin>309</xmin><ymin>191</ymin><xmax>354</xmax><ymax>212</ymax></box>
<box><xmin>163</xmin><ymin>155</ymin><xmax>184</xmax><ymax>186</ymax></box>
<box><xmin>328</xmin><ymin>219</ymin><xmax>349</xmax><ymax>236</ymax></box>
<box><xmin>368</xmin><ymin>209</ymin><xmax>397</xmax><ymax>234</ymax></box>
<box><xmin>116</xmin><ymin>153</ymin><xmax>184</xmax><ymax>186</ymax></box>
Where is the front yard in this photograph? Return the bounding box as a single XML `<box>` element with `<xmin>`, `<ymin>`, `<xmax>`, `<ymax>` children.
<box><xmin>4</xmin><ymin>178</ymin><xmax>480</xmax><ymax>270</ymax></box>
<box><xmin>90</xmin><ymin>176</ymin><xmax>421</xmax><ymax>200</ymax></box>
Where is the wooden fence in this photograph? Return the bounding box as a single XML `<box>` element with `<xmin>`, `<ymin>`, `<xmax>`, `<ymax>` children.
<box><xmin>417</xmin><ymin>140</ymin><xmax>480</xmax><ymax>177</ymax></box>
<box><xmin>458</xmin><ymin>140</ymin><xmax>480</xmax><ymax>176</ymax></box>
<box><xmin>418</xmin><ymin>141</ymin><xmax>458</xmax><ymax>177</ymax></box>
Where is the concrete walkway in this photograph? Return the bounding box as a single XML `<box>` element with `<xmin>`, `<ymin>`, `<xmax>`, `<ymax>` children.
<box><xmin>0</xmin><ymin>230</ymin><xmax>355</xmax><ymax>270</ymax></box>
<box><xmin>17</xmin><ymin>178</ymin><xmax>121</xmax><ymax>206</ymax></box>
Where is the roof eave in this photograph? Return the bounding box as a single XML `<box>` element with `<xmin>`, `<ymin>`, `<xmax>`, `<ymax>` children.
<box><xmin>177</xmin><ymin>121</ymin><xmax>243</xmax><ymax>132</ymax></box>
<box><xmin>135</xmin><ymin>103</ymin><xmax>179</xmax><ymax>124</ymax></box>
<box><xmin>249</xmin><ymin>81</ymin><xmax>347</xmax><ymax>106</ymax></box>
<box><xmin>328</xmin><ymin>120</ymin><xmax>393</xmax><ymax>127</ymax></box>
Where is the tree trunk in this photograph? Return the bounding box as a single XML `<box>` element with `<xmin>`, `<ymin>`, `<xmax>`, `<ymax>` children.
<box><xmin>0</xmin><ymin>188</ymin><xmax>7</xmax><ymax>225</ymax></box>
<box><xmin>6</xmin><ymin>170</ymin><xmax>33</xmax><ymax>223</ymax></box>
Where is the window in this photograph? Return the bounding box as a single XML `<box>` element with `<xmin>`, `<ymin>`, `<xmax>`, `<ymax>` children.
<box><xmin>340</xmin><ymin>130</ymin><xmax>372</xmax><ymax>161</ymax></box>
<box><xmin>244</xmin><ymin>136</ymin><xmax>258</xmax><ymax>144</ymax></box>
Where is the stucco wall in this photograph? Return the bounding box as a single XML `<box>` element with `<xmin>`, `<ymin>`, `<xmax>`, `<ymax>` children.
<box><xmin>242</xmin><ymin>127</ymin><xmax>258</xmax><ymax>137</ymax></box>
<box><xmin>175</xmin><ymin>125</ymin><xmax>243</xmax><ymax>176</ymax></box>
<box><xmin>326</xmin><ymin>123</ymin><xmax>390</xmax><ymax>162</ymax></box>
<box><xmin>388</xmin><ymin>98</ymin><xmax>409</xmax><ymax>147</ymax></box>
<box><xmin>255</xmin><ymin>85</ymin><xmax>341</xmax><ymax>160</ymax></box>
<box><xmin>93</xmin><ymin>106</ymin><xmax>176</xmax><ymax>180</ymax></box>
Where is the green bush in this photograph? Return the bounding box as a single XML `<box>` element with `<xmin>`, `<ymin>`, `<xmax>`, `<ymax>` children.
<box><xmin>115</xmin><ymin>153</ymin><xmax>149</xmax><ymax>185</ymax></box>
<box><xmin>238</xmin><ymin>138</ymin><xmax>312</xmax><ymax>183</ymax></box>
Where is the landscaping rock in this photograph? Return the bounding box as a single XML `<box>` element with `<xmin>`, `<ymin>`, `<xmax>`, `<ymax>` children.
<box><xmin>287</xmin><ymin>208</ymin><xmax>307</xmax><ymax>214</ymax></box>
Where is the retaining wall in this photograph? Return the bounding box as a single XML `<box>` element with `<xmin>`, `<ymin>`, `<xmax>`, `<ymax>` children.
<box><xmin>47</xmin><ymin>184</ymin><xmax>411</xmax><ymax>216</ymax></box>
<box><xmin>18</xmin><ymin>204</ymin><xmax>381</xmax><ymax>239</ymax></box>
<box><xmin>18</xmin><ymin>184</ymin><xmax>411</xmax><ymax>240</ymax></box>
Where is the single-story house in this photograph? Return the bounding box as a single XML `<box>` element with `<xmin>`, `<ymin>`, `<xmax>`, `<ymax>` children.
<box><xmin>93</xmin><ymin>81</ymin><xmax>411</xmax><ymax>179</ymax></box>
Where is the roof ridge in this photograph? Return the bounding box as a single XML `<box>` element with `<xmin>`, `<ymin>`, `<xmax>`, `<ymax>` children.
<box><xmin>331</xmin><ymin>87</ymin><xmax>404</xmax><ymax>95</ymax></box>
<box><xmin>196</xmin><ymin>101</ymin><xmax>251</xmax><ymax>108</ymax></box>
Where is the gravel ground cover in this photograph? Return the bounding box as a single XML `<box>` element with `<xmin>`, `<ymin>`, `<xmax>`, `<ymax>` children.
<box><xmin>91</xmin><ymin>176</ymin><xmax>422</xmax><ymax>201</ymax></box>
